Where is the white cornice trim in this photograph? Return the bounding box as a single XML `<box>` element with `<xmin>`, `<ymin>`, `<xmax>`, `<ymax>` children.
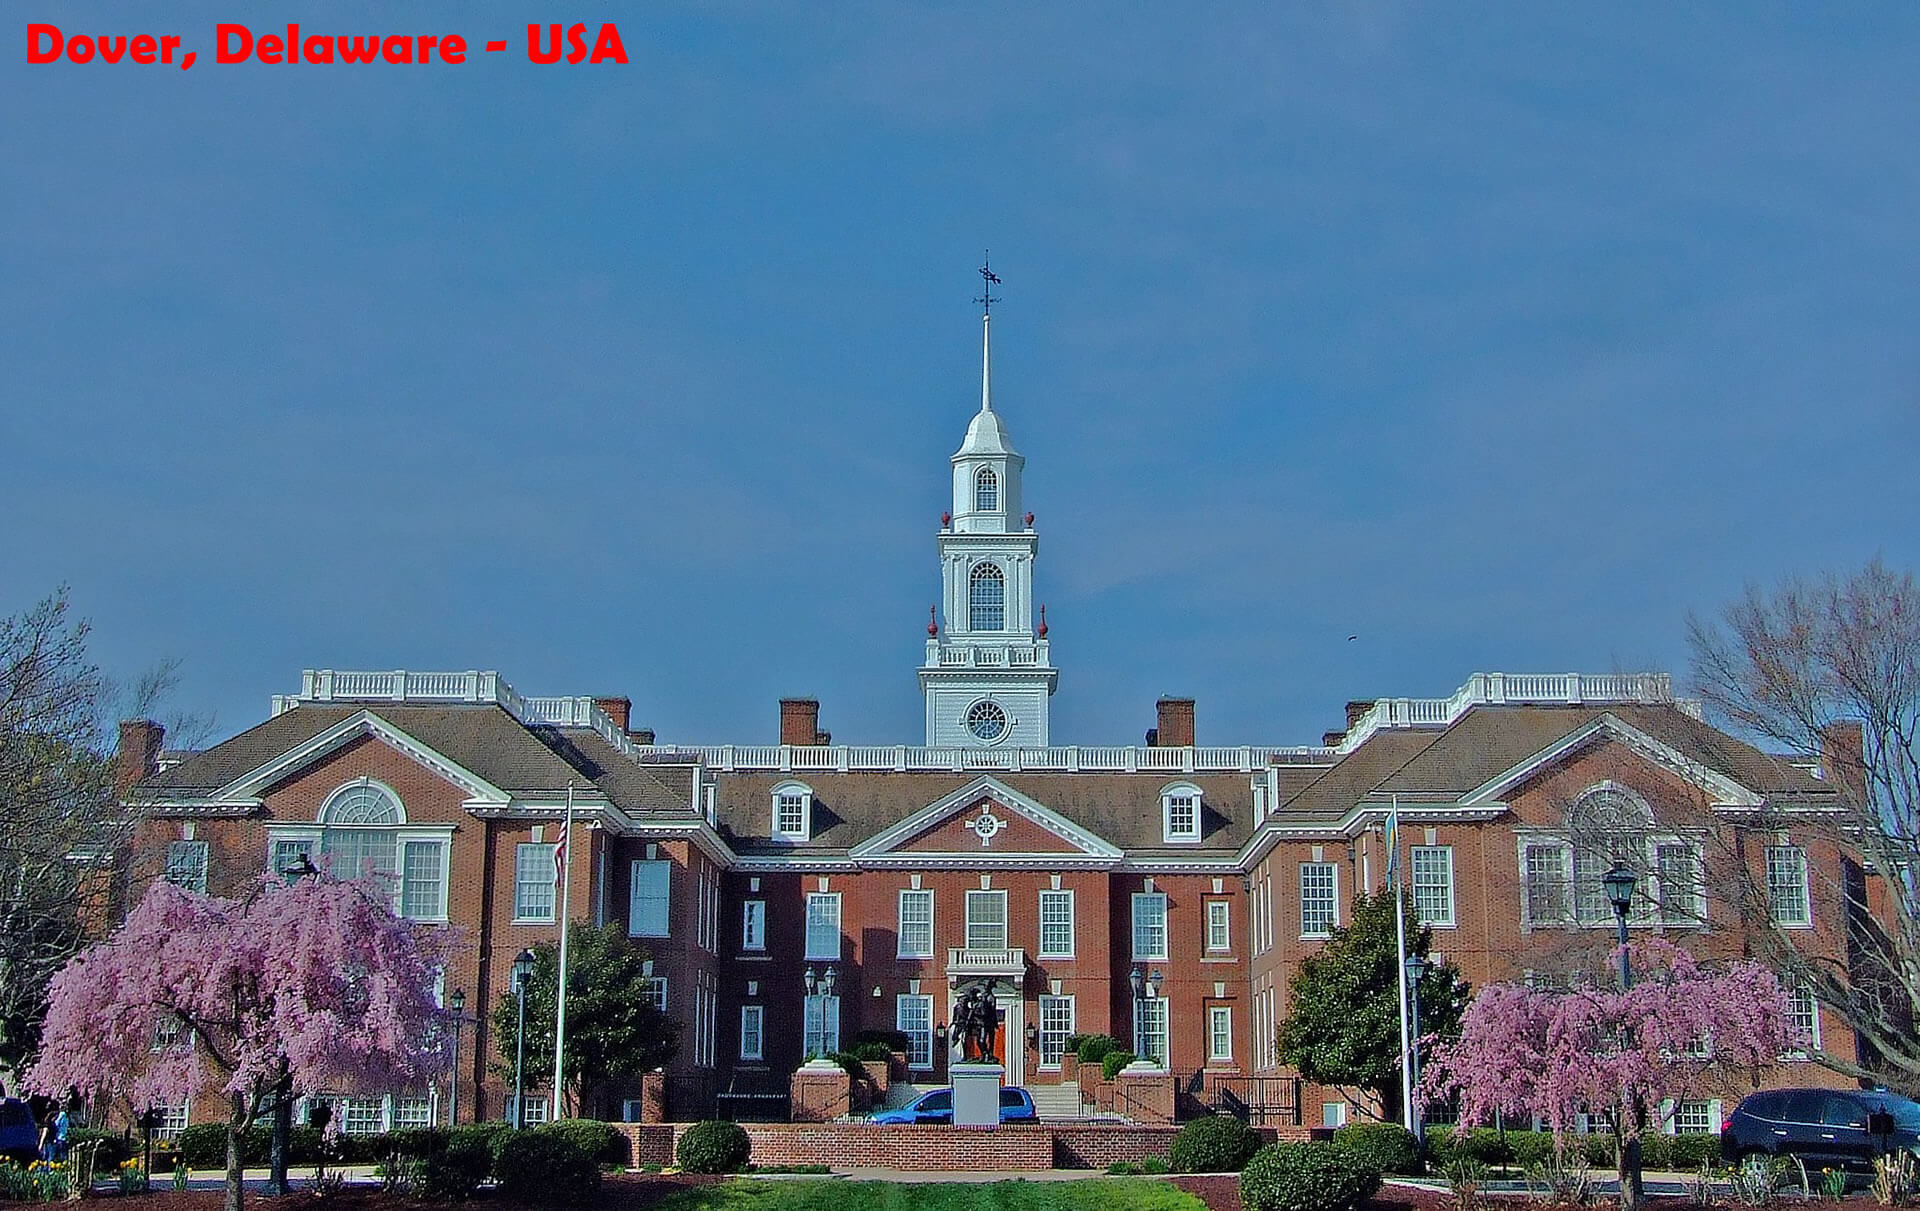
<box><xmin>849</xmin><ymin>775</ymin><xmax>1123</xmax><ymax>860</ymax></box>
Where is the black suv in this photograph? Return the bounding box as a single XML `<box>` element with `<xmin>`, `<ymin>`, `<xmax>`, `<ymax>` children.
<box><xmin>1722</xmin><ymin>1088</ymin><xmax>1920</xmax><ymax>1171</ymax></box>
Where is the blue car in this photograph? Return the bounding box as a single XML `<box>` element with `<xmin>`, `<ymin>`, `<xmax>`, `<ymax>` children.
<box><xmin>870</xmin><ymin>1086</ymin><xmax>1037</xmax><ymax>1124</ymax></box>
<box><xmin>0</xmin><ymin>1100</ymin><xmax>40</xmax><ymax>1165</ymax></box>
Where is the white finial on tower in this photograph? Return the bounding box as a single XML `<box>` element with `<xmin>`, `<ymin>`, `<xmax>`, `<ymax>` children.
<box><xmin>975</xmin><ymin>253</ymin><xmax>1001</xmax><ymax>414</ymax></box>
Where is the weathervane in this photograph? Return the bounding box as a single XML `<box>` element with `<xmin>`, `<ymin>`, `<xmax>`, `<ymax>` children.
<box><xmin>975</xmin><ymin>252</ymin><xmax>1001</xmax><ymax>314</ymax></box>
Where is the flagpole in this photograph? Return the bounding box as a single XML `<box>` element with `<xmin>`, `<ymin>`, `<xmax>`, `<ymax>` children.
<box><xmin>1392</xmin><ymin>795</ymin><xmax>1414</xmax><ymax>1132</ymax></box>
<box><xmin>552</xmin><ymin>782</ymin><xmax>576</xmax><ymax>1119</ymax></box>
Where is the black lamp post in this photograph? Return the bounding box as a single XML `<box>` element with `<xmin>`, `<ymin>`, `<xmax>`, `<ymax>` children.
<box><xmin>1128</xmin><ymin>966</ymin><xmax>1162</xmax><ymax>1064</ymax></box>
<box><xmin>1602</xmin><ymin>863</ymin><xmax>1641</xmax><ymax>1211</ymax></box>
<box><xmin>511</xmin><ymin>949</ymin><xmax>536</xmax><ymax>1128</ymax></box>
<box><xmin>271</xmin><ymin>851</ymin><xmax>319</xmax><ymax>1195</ymax></box>
<box><xmin>448</xmin><ymin>991</ymin><xmax>466</xmax><ymax>1127</ymax></box>
<box><xmin>1404</xmin><ymin>952</ymin><xmax>1430</xmax><ymax>1145</ymax></box>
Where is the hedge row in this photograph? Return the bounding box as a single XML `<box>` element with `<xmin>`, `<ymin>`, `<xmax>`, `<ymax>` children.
<box><xmin>1423</xmin><ymin>1126</ymin><xmax>1720</xmax><ymax>1171</ymax></box>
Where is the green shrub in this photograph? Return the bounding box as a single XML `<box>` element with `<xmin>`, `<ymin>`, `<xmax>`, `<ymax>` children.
<box><xmin>1101</xmin><ymin>1050</ymin><xmax>1138</xmax><ymax>1081</ymax></box>
<box><xmin>417</xmin><ymin>1124</ymin><xmax>499</xmax><ymax>1200</ymax></box>
<box><xmin>1422</xmin><ymin>1124</ymin><xmax>1455</xmax><ymax>1166</ymax></box>
<box><xmin>535</xmin><ymin>1118</ymin><xmax>628</xmax><ymax>1169</ymax></box>
<box><xmin>1106</xmin><ymin>1161</ymin><xmax>1140</xmax><ymax>1175</ymax></box>
<box><xmin>825</xmin><ymin>1052</ymin><xmax>870</xmax><ymax>1083</ymax></box>
<box><xmin>1171</xmin><ymin>1115</ymin><xmax>1263</xmax><ymax>1174</ymax></box>
<box><xmin>178</xmin><ymin>1123</ymin><xmax>258</xmax><ymax>1168</ymax></box>
<box><xmin>1076</xmin><ymin>1035</ymin><xmax>1123</xmax><ymax>1065</ymax></box>
<box><xmin>1670</xmin><ymin>1134</ymin><xmax>1720</xmax><ymax>1172</ymax></box>
<box><xmin>1331</xmin><ymin>1123</ymin><xmax>1422</xmax><ymax>1176</ymax></box>
<box><xmin>676</xmin><ymin>1120</ymin><xmax>751</xmax><ymax>1175</ymax></box>
<box><xmin>1241</xmin><ymin>1141</ymin><xmax>1383</xmax><ymax>1211</ymax></box>
<box><xmin>1505</xmin><ymin>1131</ymin><xmax>1555</xmax><ymax>1168</ymax></box>
<box><xmin>1433</xmin><ymin>1126</ymin><xmax>1513</xmax><ymax>1168</ymax></box>
<box><xmin>851</xmin><ymin>1029</ymin><xmax>910</xmax><ymax>1054</ymax></box>
<box><xmin>1638</xmin><ymin>1131</ymin><xmax>1672</xmax><ymax>1171</ymax></box>
<box><xmin>1581</xmin><ymin>1132</ymin><xmax>1616</xmax><ymax>1168</ymax></box>
<box><xmin>852</xmin><ymin>1042</ymin><xmax>893</xmax><ymax>1062</ymax></box>
<box><xmin>494</xmin><ymin>1126</ymin><xmax>600</xmax><ymax>1204</ymax></box>
<box><xmin>1141</xmin><ymin>1154</ymin><xmax>1170</xmax><ymax>1174</ymax></box>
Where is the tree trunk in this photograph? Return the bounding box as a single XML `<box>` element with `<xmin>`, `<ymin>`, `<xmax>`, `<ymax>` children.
<box><xmin>1617</xmin><ymin>1104</ymin><xmax>1644</xmax><ymax>1211</ymax></box>
<box><xmin>268</xmin><ymin>1068</ymin><xmax>290</xmax><ymax>1195</ymax></box>
<box><xmin>225</xmin><ymin>1094</ymin><xmax>247</xmax><ymax>1211</ymax></box>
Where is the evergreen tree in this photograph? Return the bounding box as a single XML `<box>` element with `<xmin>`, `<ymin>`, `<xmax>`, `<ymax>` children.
<box><xmin>1275</xmin><ymin>889</ymin><xmax>1470</xmax><ymax>1123</ymax></box>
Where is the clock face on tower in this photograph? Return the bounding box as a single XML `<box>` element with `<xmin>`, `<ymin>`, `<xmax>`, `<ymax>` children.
<box><xmin>966</xmin><ymin>700</ymin><xmax>1008</xmax><ymax>743</ymax></box>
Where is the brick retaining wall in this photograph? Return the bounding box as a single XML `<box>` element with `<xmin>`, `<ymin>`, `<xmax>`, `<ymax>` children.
<box><xmin>613</xmin><ymin>1121</ymin><xmax>1324</xmax><ymax>1171</ymax></box>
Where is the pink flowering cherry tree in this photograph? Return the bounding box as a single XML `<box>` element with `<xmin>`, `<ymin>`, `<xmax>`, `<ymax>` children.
<box><xmin>27</xmin><ymin>875</ymin><xmax>450</xmax><ymax>1211</ymax></box>
<box><xmin>1422</xmin><ymin>938</ymin><xmax>1799</xmax><ymax>1211</ymax></box>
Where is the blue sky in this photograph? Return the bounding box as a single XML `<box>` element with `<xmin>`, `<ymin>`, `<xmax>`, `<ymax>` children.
<box><xmin>4</xmin><ymin>3</ymin><xmax>1917</xmax><ymax>749</ymax></box>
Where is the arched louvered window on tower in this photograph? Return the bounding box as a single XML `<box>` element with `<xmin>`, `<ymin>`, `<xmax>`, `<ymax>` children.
<box><xmin>975</xmin><ymin>466</ymin><xmax>999</xmax><ymax>512</ymax></box>
<box><xmin>969</xmin><ymin>563</ymin><xmax>1005</xmax><ymax>631</ymax></box>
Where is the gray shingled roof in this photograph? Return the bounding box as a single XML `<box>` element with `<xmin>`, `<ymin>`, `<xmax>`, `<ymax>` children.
<box><xmin>139</xmin><ymin>705</ymin><xmax>697</xmax><ymax>818</ymax></box>
<box><xmin>714</xmin><ymin>770</ymin><xmax>1262</xmax><ymax>853</ymax></box>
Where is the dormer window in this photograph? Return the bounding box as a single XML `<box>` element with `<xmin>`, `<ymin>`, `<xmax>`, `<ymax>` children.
<box><xmin>1162</xmin><ymin>782</ymin><xmax>1202</xmax><ymax>842</ymax></box>
<box><xmin>969</xmin><ymin>563</ymin><xmax>1005</xmax><ymax>631</ymax></box>
<box><xmin>772</xmin><ymin>781</ymin><xmax>813</xmax><ymax>841</ymax></box>
<box><xmin>975</xmin><ymin>466</ymin><xmax>999</xmax><ymax>512</ymax></box>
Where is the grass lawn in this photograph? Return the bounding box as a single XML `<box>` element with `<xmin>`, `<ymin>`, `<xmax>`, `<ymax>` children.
<box><xmin>645</xmin><ymin>1178</ymin><xmax>1209</xmax><ymax>1211</ymax></box>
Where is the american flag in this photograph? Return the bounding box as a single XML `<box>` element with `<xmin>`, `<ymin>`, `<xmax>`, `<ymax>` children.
<box><xmin>552</xmin><ymin>804</ymin><xmax>570</xmax><ymax>881</ymax></box>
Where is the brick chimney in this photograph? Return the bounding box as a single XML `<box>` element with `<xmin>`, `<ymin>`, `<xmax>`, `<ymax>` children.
<box><xmin>116</xmin><ymin>719</ymin><xmax>164</xmax><ymax>796</ymax></box>
<box><xmin>1820</xmin><ymin>720</ymin><xmax>1866</xmax><ymax>802</ymax></box>
<box><xmin>594</xmin><ymin>696</ymin><xmax>632</xmax><ymax>733</ymax></box>
<box><xmin>631</xmin><ymin>727</ymin><xmax>656</xmax><ymax>745</ymax></box>
<box><xmin>1345</xmin><ymin>700</ymin><xmax>1376</xmax><ymax>729</ymax></box>
<box><xmin>1154</xmin><ymin>698</ymin><xmax>1195</xmax><ymax>748</ymax></box>
<box><xmin>1323</xmin><ymin>730</ymin><xmax>1347</xmax><ymax>747</ymax></box>
<box><xmin>780</xmin><ymin>698</ymin><xmax>830</xmax><ymax>746</ymax></box>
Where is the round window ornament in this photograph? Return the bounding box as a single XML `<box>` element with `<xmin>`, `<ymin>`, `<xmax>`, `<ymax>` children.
<box><xmin>966</xmin><ymin>700</ymin><xmax>1008</xmax><ymax>743</ymax></box>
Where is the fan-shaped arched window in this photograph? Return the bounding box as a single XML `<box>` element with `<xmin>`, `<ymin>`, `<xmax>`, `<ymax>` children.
<box><xmin>966</xmin><ymin>700</ymin><xmax>1009</xmax><ymax>743</ymax></box>
<box><xmin>1567</xmin><ymin>785</ymin><xmax>1655</xmax><ymax>924</ymax></box>
<box><xmin>968</xmin><ymin>563</ymin><xmax>1005</xmax><ymax>631</ymax></box>
<box><xmin>975</xmin><ymin>466</ymin><xmax>999</xmax><ymax>512</ymax></box>
<box><xmin>320</xmin><ymin>782</ymin><xmax>402</xmax><ymax>825</ymax></box>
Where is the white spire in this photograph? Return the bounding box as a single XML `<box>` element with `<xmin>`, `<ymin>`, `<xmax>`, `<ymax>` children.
<box><xmin>981</xmin><ymin>311</ymin><xmax>993</xmax><ymax>414</ymax></box>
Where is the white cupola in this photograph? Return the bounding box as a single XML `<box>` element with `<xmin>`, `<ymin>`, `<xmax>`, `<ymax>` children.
<box><xmin>919</xmin><ymin>273</ymin><xmax>1057</xmax><ymax>746</ymax></box>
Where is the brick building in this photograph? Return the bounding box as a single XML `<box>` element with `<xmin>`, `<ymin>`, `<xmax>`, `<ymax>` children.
<box><xmin>121</xmin><ymin>308</ymin><xmax>1864</xmax><ymax>1133</ymax></box>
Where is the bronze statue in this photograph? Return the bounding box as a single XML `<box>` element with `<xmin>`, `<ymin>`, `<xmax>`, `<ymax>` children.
<box><xmin>955</xmin><ymin>981</ymin><xmax>999</xmax><ymax>1063</ymax></box>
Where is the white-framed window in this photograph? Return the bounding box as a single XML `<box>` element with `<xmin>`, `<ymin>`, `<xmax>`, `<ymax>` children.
<box><xmin>508</xmin><ymin>1095</ymin><xmax>548</xmax><ymax>1126</ymax></box>
<box><xmin>1300</xmin><ymin>863</ymin><xmax>1338</xmax><ymax>938</ymax></box>
<box><xmin>165</xmin><ymin>840</ymin><xmax>209</xmax><ymax>892</ymax></box>
<box><xmin>969</xmin><ymin>563</ymin><xmax>1005</xmax><ymax>631</ymax></box>
<box><xmin>341</xmin><ymin>1096</ymin><xmax>386</xmax><ymax>1135</ymax></box>
<box><xmin>1655</xmin><ymin>842</ymin><xmax>1705</xmax><ymax>926</ymax></box>
<box><xmin>400</xmin><ymin>840</ymin><xmax>445</xmax><ymax>920</ymax></box>
<box><xmin>1206</xmin><ymin>900</ymin><xmax>1231</xmax><ymax>952</ymax></box>
<box><xmin>270</xmin><ymin>836</ymin><xmax>316</xmax><ymax>882</ymax></box>
<box><xmin>1038</xmin><ymin>995</ymin><xmax>1075</xmax><ymax>1068</ymax></box>
<box><xmin>975</xmin><ymin>466</ymin><xmax>999</xmax><ymax>512</ymax></box>
<box><xmin>805</xmin><ymin>892</ymin><xmax>842</xmax><ymax>960</ymax></box>
<box><xmin>1133</xmin><ymin>997</ymin><xmax>1169</xmax><ymax>1066</ymax></box>
<box><xmin>897</xmin><ymin>995</ymin><xmax>934</xmax><ymax>1069</ymax></box>
<box><xmin>803</xmin><ymin>995</ymin><xmax>840</xmax><ymax>1056</ymax></box>
<box><xmin>151</xmin><ymin>1012</ymin><xmax>183</xmax><ymax>1053</ymax></box>
<box><xmin>1522</xmin><ymin>842</ymin><xmax>1573</xmax><ymax>927</ymax></box>
<box><xmin>1039</xmin><ymin>890</ymin><xmax>1075</xmax><ymax>958</ymax></box>
<box><xmin>966</xmin><ymin>699</ymin><xmax>1009</xmax><ymax>743</ymax></box>
<box><xmin>965</xmin><ymin>889</ymin><xmax>1008</xmax><ymax>950</ymax></box>
<box><xmin>393</xmin><ymin>1096</ymin><xmax>433</xmax><ymax>1129</ymax></box>
<box><xmin>152</xmin><ymin>1104</ymin><xmax>188</xmax><ymax>1141</ymax></box>
<box><xmin>628</xmin><ymin>860</ymin><xmax>670</xmax><ymax>937</ymax></box>
<box><xmin>1208</xmin><ymin>1005</ymin><xmax>1233</xmax><ymax>1063</ymax></box>
<box><xmin>1768</xmin><ymin>845</ymin><xmax>1811</xmax><ymax>927</ymax></box>
<box><xmin>897</xmin><ymin>889</ymin><xmax>934</xmax><ymax>959</ymax></box>
<box><xmin>640</xmin><ymin>976</ymin><xmax>668</xmax><ymax>1012</ymax></box>
<box><xmin>514</xmin><ymin>843</ymin><xmax>556</xmax><ymax>922</ymax></box>
<box><xmin>1786</xmin><ymin>984</ymin><xmax>1821</xmax><ymax>1057</ymax></box>
<box><xmin>772</xmin><ymin>781</ymin><xmax>812</xmax><ymax>840</ymax></box>
<box><xmin>742</xmin><ymin>900</ymin><xmax>766</xmax><ymax>952</ymax></box>
<box><xmin>1132</xmin><ymin>892</ymin><xmax>1169</xmax><ymax>960</ymax></box>
<box><xmin>739</xmin><ymin>1004</ymin><xmax>764</xmax><ymax>1061</ymax></box>
<box><xmin>1411</xmin><ymin>846</ymin><xmax>1455</xmax><ymax>927</ymax></box>
<box><xmin>1163</xmin><ymin>784</ymin><xmax>1201</xmax><ymax>842</ymax></box>
<box><xmin>1673</xmin><ymin>1099</ymin><xmax>1716</xmax><ymax>1134</ymax></box>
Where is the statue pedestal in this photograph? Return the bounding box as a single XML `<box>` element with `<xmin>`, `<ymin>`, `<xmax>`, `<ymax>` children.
<box><xmin>951</xmin><ymin>1062</ymin><xmax>1004</xmax><ymax>1127</ymax></box>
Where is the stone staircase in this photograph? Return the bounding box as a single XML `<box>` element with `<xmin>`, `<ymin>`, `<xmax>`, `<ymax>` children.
<box><xmin>1029</xmin><ymin>1082</ymin><xmax>1092</xmax><ymax>1121</ymax></box>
